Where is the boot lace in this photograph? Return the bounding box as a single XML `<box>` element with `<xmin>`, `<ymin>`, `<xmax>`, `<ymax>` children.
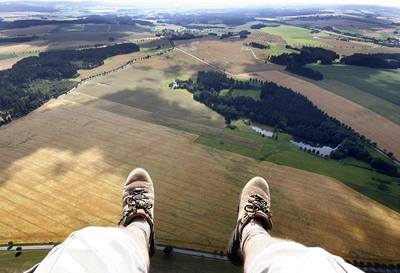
<box><xmin>244</xmin><ymin>194</ymin><xmax>271</xmax><ymax>218</ymax></box>
<box><xmin>119</xmin><ymin>189</ymin><xmax>153</xmax><ymax>225</ymax></box>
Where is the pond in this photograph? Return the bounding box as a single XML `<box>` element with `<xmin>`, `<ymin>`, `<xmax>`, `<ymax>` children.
<box><xmin>251</xmin><ymin>126</ymin><xmax>273</xmax><ymax>137</ymax></box>
<box><xmin>290</xmin><ymin>140</ymin><xmax>338</xmax><ymax>156</ymax></box>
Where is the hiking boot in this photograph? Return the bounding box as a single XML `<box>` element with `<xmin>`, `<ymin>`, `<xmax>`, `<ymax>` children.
<box><xmin>227</xmin><ymin>177</ymin><xmax>273</xmax><ymax>266</ymax></box>
<box><xmin>118</xmin><ymin>168</ymin><xmax>156</xmax><ymax>256</ymax></box>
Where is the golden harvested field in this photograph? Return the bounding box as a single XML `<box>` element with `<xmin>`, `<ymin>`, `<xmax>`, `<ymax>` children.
<box><xmin>175</xmin><ymin>37</ymin><xmax>282</xmax><ymax>74</ymax></box>
<box><xmin>238</xmin><ymin>70</ymin><xmax>400</xmax><ymax>158</ymax></box>
<box><xmin>0</xmin><ymin>56</ymin><xmax>24</xmax><ymax>70</ymax></box>
<box><xmin>0</xmin><ymin>89</ymin><xmax>399</xmax><ymax>261</ymax></box>
<box><xmin>0</xmin><ymin>42</ymin><xmax>44</xmax><ymax>55</ymax></box>
<box><xmin>249</xmin><ymin>31</ymin><xmax>286</xmax><ymax>44</ymax></box>
<box><xmin>77</xmin><ymin>50</ymin><xmax>153</xmax><ymax>79</ymax></box>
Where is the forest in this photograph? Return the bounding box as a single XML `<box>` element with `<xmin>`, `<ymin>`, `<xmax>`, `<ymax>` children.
<box><xmin>248</xmin><ymin>42</ymin><xmax>269</xmax><ymax>49</ymax></box>
<box><xmin>179</xmin><ymin>71</ymin><xmax>398</xmax><ymax>176</ymax></box>
<box><xmin>0</xmin><ymin>43</ymin><xmax>139</xmax><ymax>120</ymax></box>
<box><xmin>340</xmin><ymin>53</ymin><xmax>400</xmax><ymax>69</ymax></box>
<box><xmin>269</xmin><ymin>46</ymin><xmax>339</xmax><ymax>65</ymax></box>
<box><xmin>250</xmin><ymin>23</ymin><xmax>267</xmax><ymax>29</ymax></box>
<box><xmin>270</xmin><ymin>48</ymin><xmax>400</xmax><ymax>70</ymax></box>
<box><xmin>0</xmin><ymin>15</ymin><xmax>154</xmax><ymax>30</ymax></box>
<box><xmin>268</xmin><ymin>46</ymin><xmax>339</xmax><ymax>80</ymax></box>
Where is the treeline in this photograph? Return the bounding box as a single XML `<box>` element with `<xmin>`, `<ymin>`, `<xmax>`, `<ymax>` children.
<box><xmin>0</xmin><ymin>15</ymin><xmax>154</xmax><ymax>30</ymax></box>
<box><xmin>331</xmin><ymin>139</ymin><xmax>398</xmax><ymax>176</ymax></box>
<box><xmin>341</xmin><ymin>53</ymin><xmax>400</xmax><ymax>69</ymax></box>
<box><xmin>220</xmin><ymin>30</ymin><xmax>250</xmax><ymax>39</ymax></box>
<box><xmin>0</xmin><ymin>43</ymin><xmax>139</xmax><ymax>118</ymax></box>
<box><xmin>285</xmin><ymin>63</ymin><xmax>323</xmax><ymax>80</ymax></box>
<box><xmin>271</xmin><ymin>48</ymin><xmax>400</xmax><ymax>79</ymax></box>
<box><xmin>180</xmin><ymin>71</ymin><xmax>398</xmax><ymax>176</ymax></box>
<box><xmin>269</xmin><ymin>46</ymin><xmax>339</xmax><ymax>65</ymax></box>
<box><xmin>0</xmin><ymin>35</ymin><xmax>38</xmax><ymax>44</ymax></box>
<box><xmin>182</xmin><ymin>24</ymin><xmax>225</xmax><ymax>30</ymax></box>
<box><xmin>250</xmin><ymin>23</ymin><xmax>267</xmax><ymax>29</ymax></box>
<box><xmin>161</xmin><ymin>13</ymin><xmax>254</xmax><ymax>27</ymax></box>
<box><xmin>248</xmin><ymin>42</ymin><xmax>269</xmax><ymax>49</ymax></box>
<box><xmin>160</xmin><ymin>30</ymin><xmax>201</xmax><ymax>41</ymax></box>
<box><xmin>269</xmin><ymin>46</ymin><xmax>339</xmax><ymax>80</ymax></box>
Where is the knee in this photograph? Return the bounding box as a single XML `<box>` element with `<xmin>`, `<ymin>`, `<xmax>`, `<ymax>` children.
<box><xmin>70</xmin><ymin>226</ymin><xmax>106</xmax><ymax>238</ymax></box>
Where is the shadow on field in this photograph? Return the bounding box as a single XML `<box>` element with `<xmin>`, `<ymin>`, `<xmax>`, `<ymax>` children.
<box><xmin>101</xmin><ymin>88</ymin><xmax>208</xmax><ymax>124</ymax></box>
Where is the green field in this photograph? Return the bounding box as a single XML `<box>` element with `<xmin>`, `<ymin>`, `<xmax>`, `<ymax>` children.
<box><xmin>0</xmin><ymin>250</ymin><xmax>47</xmax><ymax>273</ymax></box>
<box><xmin>266</xmin><ymin>43</ymin><xmax>297</xmax><ymax>56</ymax></box>
<box><xmin>29</xmin><ymin>80</ymin><xmax>77</xmax><ymax>97</ymax></box>
<box><xmin>308</xmin><ymin>64</ymin><xmax>400</xmax><ymax>124</ymax></box>
<box><xmin>109</xmin><ymin>24</ymin><xmax>150</xmax><ymax>32</ymax></box>
<box><xmin>52</xmin><ymin>24</ymin><xmax>83</xmax><ymax>33</ymax></box>
<box><xmin>196</xmin><ymin>120</ymin><xmax>400</xmax><ymax>212</ymax></box>
<box><xmin>261</xmin><ymin>25</ymin><xmax>327</xmax><ymax>47</ymax></box>
<box><xmin>0</xmin><ymin>249</ymin><xmax>239</xmax><ymax>273</ymax></box>
<box><xmin>83</xmin><ymin>24</ymin><xmax>110</xmax><ymax>32</ymax></box>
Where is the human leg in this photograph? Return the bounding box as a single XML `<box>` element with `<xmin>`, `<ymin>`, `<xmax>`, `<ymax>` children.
<box><xmin>227</xmin><ymin>176</ymin><xmax>364</xmax><ymax>273</ymax></box>
<box><xmin>29</xmin><ymin>168</ymin><xmax>155</xmax><ymax>273</ymax></box>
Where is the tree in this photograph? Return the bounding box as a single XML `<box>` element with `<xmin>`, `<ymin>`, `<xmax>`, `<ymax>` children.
<box><xmin>371</xmin><ymin>158</ymin><xmax>398</xmax><ymax>176</ymax></box>
<box><xmin>15</xmin><ymin>246</ymin><xmax>22</xmax><ymax>257</ymax></box>
<box><xmin>7</xmin><ymin>241</ymin><xmax>13</xmax><ymax>250</ymax></box>
<box><xmin>377</xmin><ymin>183</ymin><xmax>388</xmax><ymax>191</ymax></box>
<box><xmin>163</xmin><ymin>246</ymin><xmax>173</xmax><ymax>255</ymax></box>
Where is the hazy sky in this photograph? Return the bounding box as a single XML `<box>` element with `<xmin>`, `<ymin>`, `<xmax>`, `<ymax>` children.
<box><xmin>97</xmin><ymin>0</ymin><xmax>400</xmax><ymax>9</ymax></box>
<box><xmin>13</xmin><ymin>0</ymin><xmax>400</xmax><ymax>8</ymax></box>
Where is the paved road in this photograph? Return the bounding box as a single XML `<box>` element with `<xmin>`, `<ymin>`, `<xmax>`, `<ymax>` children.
<box><xmin>0</xmin><ymin>243</ymin><xmax>228</xmax><ymax>261</ymax></box>
<box><xmin>0</xmin><ymin>244</ymin><xmax>54</xmax><ymax>251</ymax></box>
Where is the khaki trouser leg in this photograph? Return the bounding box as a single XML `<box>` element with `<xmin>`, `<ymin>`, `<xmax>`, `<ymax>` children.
<box><xmin>32</xmin><ymin>219</ymin><xmax>150</xmax><ymax>273</ymax></box>
<box><xmin>241</xmin><ymin>220</ymin><xmax>364</xmax><ymax>273</ymax></box>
